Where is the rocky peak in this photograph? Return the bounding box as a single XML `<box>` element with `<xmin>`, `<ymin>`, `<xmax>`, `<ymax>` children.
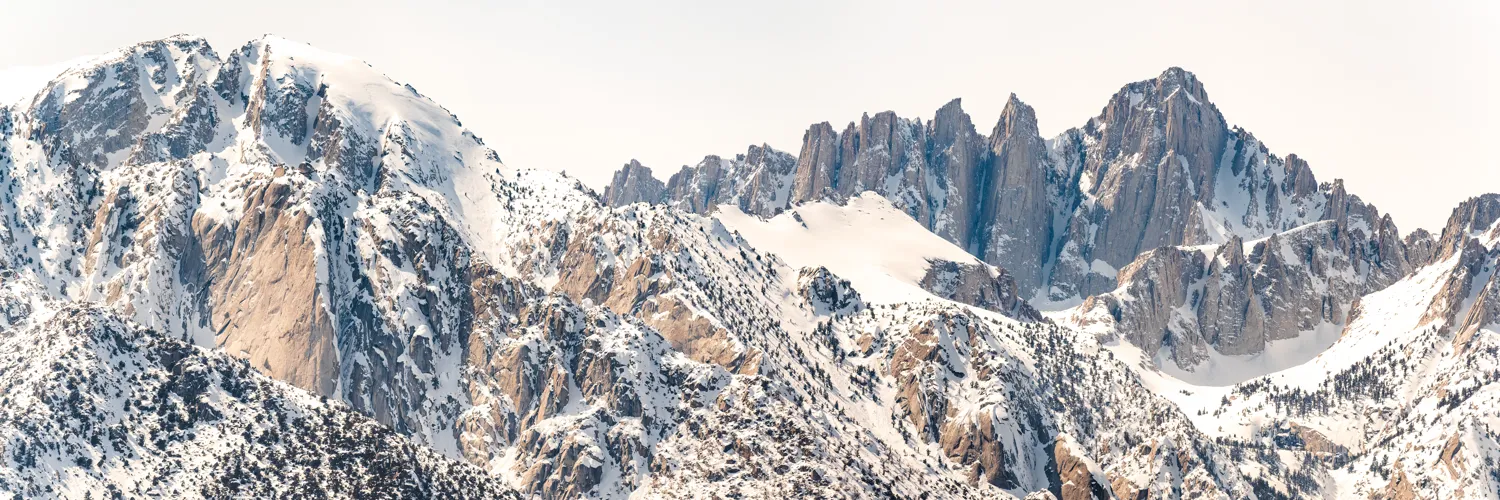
<box><xmin>24</xmin><ymin>35</ymin><xmax>218</xmax><ymax>169</ymax></box>
<box><xmin>1281</xmin><ymin>153</ymin><xmax>1320</xmax><ymax>198</ymax></box>
<box><xmin>1404</xmin><ymin>228</ymin><xmax>1438</xmax><ymax>265</ymax></box>
<box><xmin>1085</xmin><ymin>67</ymin><xmax>1224</xmax><ymax>192</ymax></box>
<box><xmin>924</xmin><ymin>98</ymin><xmax>986</xmax><ymax>248</ymax></box>
<box><xmin>602</xmin><ymin>159</ymin><xmax>666</xmax><ymax>206</ymax></box>
<box><xmin>741</xmin><ymin>142</ymin><xmax>776</xmax><ymax>165</ymax></box>
<box><xmin>1156</xmin><ymin>67</ymin><xmax>1209</xmax><ymax>100</ymax></box>
<box><xmin>974</xmin><ymin>93</ymin><xmax>1055</xmax><ymax>292</ymax></box>
<box><xmin>1435</xmin><ymin>194</ymin><xmax>1500</xmax><ymax>259</ymax></box>
<box><xmin>791</xmin><ymin>121</ymin><xmax>841</xmax><ymax>201</ymax></box>
<box><xmin>931</xmin><ymin>98</ymin><xmax>973</xmax><ymax>137</ymax></box>
<box><xmin>989</xmin><ymin>93</ymin><xmax>1040</xmax><ymax>146</ymax></box>
<box><xmin>1215</xmin><ymin>235</ymin><xmax>1248</xmax><ymax>268</ymax></box>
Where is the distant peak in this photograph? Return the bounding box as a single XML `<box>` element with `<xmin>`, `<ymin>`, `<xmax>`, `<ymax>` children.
<box><xmin>933</xmin><ymin>97</ymin><xmax>970</xmax><ymax>122</ymax></box>
<box><xmin>158</xmin><ymin>33</ymin><xmax>208</xmax><ymax>44</ymax></box>
<box><xmin>1001</xmin><ymin>93</ymin><xmax>1032</xmax><ymax>114</ymax></box>
<box><xmin>1449</xmin><ymin>193</ymin><xmax>1500</xmax><ymax>232</ymax></box>
<box><xmin>1154</xmin><ymin>67</ymin><xmax>1210</xmax><ymax>103</ymax></box>
<box><xmin>1097</xmin><ymin>66</ymin><xmax>1216</xmax><ymax>120</ymax></box>
<box><xmin>121</xmin><ymin>34</ymin><xmax>210</xmax><ymax>48</ymax></box>
<box><xmin>990</xmin><ymin>93</ymin><xmax>1039</xmax><ymax>141</ymax></box>
<box><xmin>998</xmin><ymin>93</ymin><xmax>1037</xmax><ymax>125</ymax></box>
<box><xmin>256</xmin><ymin>33</ymin><xmax>298</xmax><ymax>44</ymax></box>
<box><xmin>1158</xmin><ymin>66</ymin><xmax>1194</xmax><ymax>82</ymax></box>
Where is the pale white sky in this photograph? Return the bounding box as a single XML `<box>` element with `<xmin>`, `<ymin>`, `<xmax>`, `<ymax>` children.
<box><xmin>1</xmin><ymin>0</ymin><xmax>1494</xmax><ymax>232</ymax></box>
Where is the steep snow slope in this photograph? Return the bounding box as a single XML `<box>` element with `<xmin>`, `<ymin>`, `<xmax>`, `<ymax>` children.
<box><xmin>715</xmin><ymin>192</ymin><xmax>979</xmax><ymax>304</ymax></box>
<box><xmin>714</xmin><ymin>192</ymin><xmax>1040</xmax><ymax>321</ymax></box>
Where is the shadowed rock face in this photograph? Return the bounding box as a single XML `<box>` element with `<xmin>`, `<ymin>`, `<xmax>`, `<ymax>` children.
<box><xmin>1412</xmin><ymin>194</ymin><xmax>1500</xmax><ymax>353</ymax></box>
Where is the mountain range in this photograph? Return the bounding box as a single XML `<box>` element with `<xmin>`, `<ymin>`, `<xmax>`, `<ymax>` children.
<box><xmin>0</xmin><ymin>35</ymin><xmax>1496</xmax><ymax>499</ymax></box>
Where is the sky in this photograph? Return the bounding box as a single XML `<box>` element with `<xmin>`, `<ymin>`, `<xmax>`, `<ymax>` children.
<box><xmin>1</xmin><ymin>0</ymin><xmax>1495</xmax><ymax>232</ymax></box>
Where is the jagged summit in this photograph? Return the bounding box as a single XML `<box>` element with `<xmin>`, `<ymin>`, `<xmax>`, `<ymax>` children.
<box><xmin>1446</xmin><ymin>193</ymin><xmax>1500</xmax><ymax>236</ymax></box>
<box><xmin>992</xmin><ymin>93</ymin><xmax>1039</xmax><ymax>138</ymax></box>
<box><xmin>603</xmin><ymin>67</ymin><xmax>1361</xmax><ymax>300</ymax></box>
<box><xmin>1431</xmin><ymin>192</ymin><xmax>1500</xmax><ymax>261</ymax></box>
<box><xmin>1111</xmin><ymin>66</ymin><xmax>1214</xmax><ymax>107</ymax></box>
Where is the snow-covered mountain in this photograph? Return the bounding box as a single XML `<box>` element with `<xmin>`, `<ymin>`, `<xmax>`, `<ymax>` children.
<box><xmin>2</xmin><ymin>35</ymin><xmax>1496</xmax><ymax>499</ymax></box>
<box><xmin>602</xmin><ymin>68</ymin><xmax>1427</xmax><ymax>372</ymax></box>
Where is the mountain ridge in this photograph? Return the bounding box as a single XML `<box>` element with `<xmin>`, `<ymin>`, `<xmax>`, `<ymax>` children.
<box><xmin>600</xmin><ymin>66</ymin><xmax>1438</xmax><ymax>371</ymax></box>
<box><xmin>2</xmin><ymin>34</ymin><xmax>1497</xmax><ymax>499</ymax></box>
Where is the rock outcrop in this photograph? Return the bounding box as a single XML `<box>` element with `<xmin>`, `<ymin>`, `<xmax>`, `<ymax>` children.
<box><xmin>797</xmin><ymin>266</ymin><xmax>864</xmax><ymax>315</ymax></box>
<box><xmin>920</xmin><ymin>258</ymin><xmax>1043</xmax><ymax>321</ymax></box>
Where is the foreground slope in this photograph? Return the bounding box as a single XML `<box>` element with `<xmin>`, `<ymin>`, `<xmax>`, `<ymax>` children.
<box><xmin>0</xmin><ymin>280</ymin><xmax>516</xmax><ymax>498</ymax></box>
